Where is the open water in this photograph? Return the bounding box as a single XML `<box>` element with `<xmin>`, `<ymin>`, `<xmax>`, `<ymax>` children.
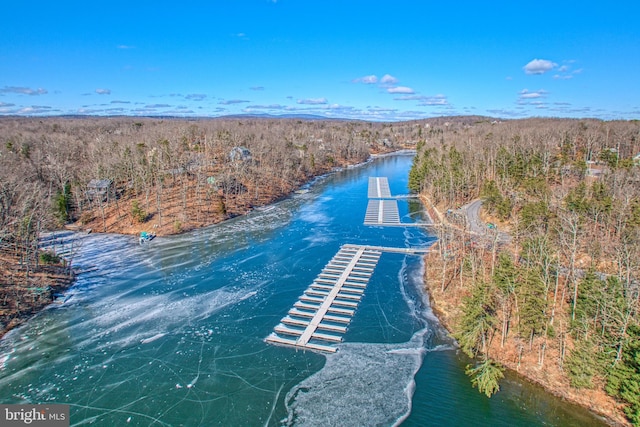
<box><xmin>0</xmin><ymin>153</ymin><xmax>606</xmax><ymax>426</ymax></box>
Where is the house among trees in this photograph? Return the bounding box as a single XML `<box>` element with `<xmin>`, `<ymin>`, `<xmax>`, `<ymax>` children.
<box><xmin>86</xmin><ymin>179</ymin><xmax>114</xmax><ymax>202</ymax></box>
<box><xmin>586</xmin><ymin>161</ymin><xmax>604</xmax><ymax>179</ymax></box>
<box><xmin>229</xmin><ymin>146</ymin><xmax>252</xmax><ymax>162</ymax></box>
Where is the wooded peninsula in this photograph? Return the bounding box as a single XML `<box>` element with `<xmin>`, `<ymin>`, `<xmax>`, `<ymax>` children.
<box><xmin>1</xmin><ymin>116</ymin><xmax>638</xmax><ymax>425</ymax></box>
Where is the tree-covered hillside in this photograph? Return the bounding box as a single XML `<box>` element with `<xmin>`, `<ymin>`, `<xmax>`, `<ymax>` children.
<box><xmin>410</xmin><ymin>118</ymin><xmax>640</xmax><ymax>425</ymax></box>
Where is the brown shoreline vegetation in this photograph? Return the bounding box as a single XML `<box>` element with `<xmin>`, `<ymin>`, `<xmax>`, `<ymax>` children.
<box><xmin>422</xmin><ymin>197</ymin><xmax>628</xmax><ymax>426</ymax></box>
<box><xmin>0</xmin><ymin>115</ymin><xmax>415</xmax><ymax>339</ymax></box>
<box><xmin>411</xmin><ymin>118</ymin><xmax>640</xmax><ymax>426</ymax></box>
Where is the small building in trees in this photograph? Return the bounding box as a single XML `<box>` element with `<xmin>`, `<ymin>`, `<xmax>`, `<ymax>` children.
<box><xmin>229</xmin><ymin>146</ymin><xmax>252</xmax><ymax>162</ymax></box>
<box><xmin>86</xmin><ymin>179</ymin><xmax>114</xmax><ymax>202</ymax></box>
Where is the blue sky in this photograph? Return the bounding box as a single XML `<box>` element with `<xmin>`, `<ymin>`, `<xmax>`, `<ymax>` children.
<box><xmin>1</xmin><ymin>1</ymin><xmax>639</xmax><ymax>121</ymax></box>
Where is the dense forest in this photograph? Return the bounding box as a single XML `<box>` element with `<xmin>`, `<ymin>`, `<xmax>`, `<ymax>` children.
<box><xmin>0</xmin><ymin>116</ymin><xmax>412</xmax><ymax>334</ymax></box>
<box><xmin>409</xmin><ymin>118</ymin><xmax>640</xmax><ymax>425</ymax></box>
<box><xmin>2</xmin><ymin>115</ymin><xmax>639</xmax><ymax>424</ymax></box>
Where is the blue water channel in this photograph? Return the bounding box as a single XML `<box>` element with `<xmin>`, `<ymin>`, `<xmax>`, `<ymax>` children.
<box><xmin>0</xmin><ymin>153</ymin><xmax>606</xmax><ymax>426</ymax></box>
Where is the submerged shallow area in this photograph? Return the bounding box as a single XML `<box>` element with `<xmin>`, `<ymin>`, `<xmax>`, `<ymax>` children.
<box><xmin>0</xmin><ymin>154</ymin><xmax>606</xmax><ymax>426</ymax></box>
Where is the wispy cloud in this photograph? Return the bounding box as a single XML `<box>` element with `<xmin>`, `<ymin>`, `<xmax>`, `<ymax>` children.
<box><xmin>117</xmin><ymin>45</ymin><xmax>135</xmax><ymax>49</ymax></box>
<box><xmin>393</xmin><ymin>94</ymin><xmax>448</xmax><ymax>106</ymax></box>
<box><xmin>420</xmin><ymin>95</ymin><xmax>448</xmax><ymax>106</ymax></box>
<box><xmin>553</xmin><ymin>62</ymin><xmax>582</xmax><ymax>80</ymax></box>
<box><xmin>244</xmin><ymin>104</ymin><xmax>288</xmax><ymax>110</ymax></box>
<box><xmin>393</xmin><ymin>95</ymin><xmax>425</xmax><ymax>101</ymax></box>
<box><xmin>387</xmin><ymin>86</ymin><xmax>415</xmax><ymax>94</ymax></box>
<box><xmin>111</xmin><ymin>100</ymin><xmax>131</xmax><ymax>104</ymax></box>
<box><xmin>486</xmin><ymin>108</ymin><xmax>529</xmax><ymax>118</ymax></box>
<box><xmin>297</xmin><ymin>97</ymin><xmax>328</xmax><ymax>105</ymax></box>
<box><xmin>18</xmin><ymin>105</ymin><xmax>55</xmax><ymax>114</ymax></box>
<box><xmin>185</xmin><ymin>93</ymin><xmax>207</xmax><ymax>101</ymax></box>
<box><xmin>553</xmin><ymin>74</ymin><xmax>573</xmax><ymax>80</ymax></box>
<box><xmin>250</xmin><ymin>86</ymin><xmax>265</xmax><ymax>91</ymax></box>
<box><xmin>95</xmin><ymin>88</ymin><xmax>111</xmax><ymax>95</ymax></box>
<box><xmin>353</xmin><ymin>75</ymin><xmax>378</xmax><ymax>84</ymax></box>
<box><xmin>219</xmin><ymin>99</ymin><xmax>250</xmax><ymax>105</ymax></box>
<box><xmin>523</xmin><ymin>59</ymin><xmax>557</xmax><ymax>75</ymax></box>
<box><xmin>0</xmin><ymin>86</ymin><xmax>48</xmax><ymax>96</ymax></box>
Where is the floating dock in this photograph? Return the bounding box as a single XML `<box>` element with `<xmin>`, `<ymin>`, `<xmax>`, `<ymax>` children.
<box><xmin>364</xmin><ymin>199</ymin><xmax>401</xmax><ymax>225</ymax></box>
<box><xmin>266</xmin><ymin>244</ymin><xmax>429</xmax><ymax>353</ymax></box>
<box><xmin>368</xmin><ymin>177</ymin><xmax>392</xmax><ymax>198</ymax></box>
<box><xmin>266</xmin><ymin>245</ymin><xmax>382</xmax><ymax>353</ymax></box>
<box><xmin>364</xmin><ymin>176</ymin><xmax>429</xmax><ymax>227</ymax></box>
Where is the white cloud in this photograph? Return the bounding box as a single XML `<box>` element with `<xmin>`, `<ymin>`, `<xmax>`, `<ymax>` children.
<box><xmin>117</xmin><ymin>45</ymin><xmax>135</xmax><ymax>49</ymax></box>
<box><xmin>353</xmin><ymin>75</ymin><xmax>378</xmax><ymax>84</ymax></box>
<box><xmin>95</xmin><ymin>88</ymin><xmax>111</xmax><ymax>95</ymax></box>
<box><xmin>380</xmin><ymin>74</ymin><xmax>399</xmax><ymax>85</ymax></box>
<box><xmin>1</xmin><ymin>86</ymin><xmax>48</xmax><ymax>96</ymax></box>
<box><xmin>250</xmin><ymin>86</ymin><xmax>265</xmax><ymax>91</ymax></box>
<box><xmin>523</xmin><ymin>59</ymin><xmax>557</xmax><ymax>75</ymax></box>
<box><xmin>387</xmin><ymin>86</ymin><xmax>415</xmax><ymax>94</ymax></box>
<box><xmin>297</xmin><ymin>98</ymin><xmax>328</xmax><ymax>105</ymax></box>
<box><xmin>519</xmin><ymin>89</ymin><xmax>548</xmax><ymax>99</ymax></box>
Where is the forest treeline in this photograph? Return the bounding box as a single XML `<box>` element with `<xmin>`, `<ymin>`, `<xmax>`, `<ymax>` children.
<box><xmin>0</xmin><ymin>116</ymin><xmax>415</xmax><ymax>332</ymax></box>
<box><xmin>409</xmin><ymin>118</ymin><xmax>640</xmax><ymax>425</ymax></box>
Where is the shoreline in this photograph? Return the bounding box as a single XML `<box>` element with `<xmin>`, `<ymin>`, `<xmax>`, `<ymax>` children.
<box><xmin>416</xmin><ymin>194</ymin><xmax>628</xmax><ymax>427</ymax></box>
<box><xmin>0</xmin><ymin>261</ymin><xmax>75</xmax><ymax>340</ymax></box>
<box><xmin>0</xmin><ymin>149</ymin><xmax>411</xmax><ymax>341</ymax></box>
<box><xmin>0</xmin><ymin>150</ymin><xmax>624</xmax><ymax>424</ymax></box>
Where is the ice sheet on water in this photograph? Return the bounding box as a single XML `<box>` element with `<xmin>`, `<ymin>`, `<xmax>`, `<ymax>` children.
<box><xmin>83</xmin><ymin>287</ymin><xmax>258</xmax><ymax>350</ymax></box>
<box><xmin>284</xmin><ymin>330</ymin><xmax>428</xmax><ymax>427</ymax></box>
